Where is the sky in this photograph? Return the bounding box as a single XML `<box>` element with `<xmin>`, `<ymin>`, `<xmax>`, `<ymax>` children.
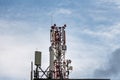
<box><xmin>0</xmin><ymin>0</ymin><xmax>120</xmax><ymax>80</ymax></box>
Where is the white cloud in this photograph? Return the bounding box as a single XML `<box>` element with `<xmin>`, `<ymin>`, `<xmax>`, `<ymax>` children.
<box><xmin>57</xmin><ymin>8</ymin><xmax>72</xmax><ymax>15</ymax></box>
<box><xmin>81</xmin><ymin>23</ymin><xmax>120</xmax><ymax>40</ymax></box>
<box><xmin>99</xmin><ymin>0</ymin><xmax>120</xmax><ymax>8</ymax></box>
<box><xmin>0</xmin><ymin>35</ymin><xmax>32</xmax><ymax>79</ymax></box>
<box><xmin>0</xmin><ymin>20</ymin><xmax>50</xmax><ymax>80</ymax></box>
<box><xmin>66</xmin><ymin>27</ymin><xmax>112</xmax><ymax>78</ymax></box>
<box><xmin>63</xmin><ymin>22</ymin><xmax>120</xmax><ymax>79</ymax></box>
<box><xmin>48</xmin><ymin>8</ymin><xmax>72</xmax><ymax>16</ymax></box>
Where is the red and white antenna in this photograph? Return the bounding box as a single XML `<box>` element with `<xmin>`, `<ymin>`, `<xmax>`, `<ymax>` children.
<box><xmin>49</xmin><ymin>24</ymin><xmax>72</xmax><ymax>79</ymax></box>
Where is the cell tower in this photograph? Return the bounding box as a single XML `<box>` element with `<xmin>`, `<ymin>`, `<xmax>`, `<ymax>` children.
<box><xmin>49</xmin><ymin>24</ymin><xmax>72</xmax><ymax>79</ymax></box>
<box><xmin>31</xmin><ymin>24</ymin><xmax>72</xmax><ymax>80</ymax></box>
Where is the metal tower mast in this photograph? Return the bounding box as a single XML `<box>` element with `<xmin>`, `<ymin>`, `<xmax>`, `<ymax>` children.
<box><xmin>49</xmin><ymin>24</ymin><xmax>72</xmax><ymax>79</ymax></box>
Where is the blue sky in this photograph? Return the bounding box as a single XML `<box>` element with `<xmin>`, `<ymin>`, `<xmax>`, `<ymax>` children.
<box><xmin>1</xmin><ymin>0</ymin><xmax>120</xmax><ymax>80</ymax></box>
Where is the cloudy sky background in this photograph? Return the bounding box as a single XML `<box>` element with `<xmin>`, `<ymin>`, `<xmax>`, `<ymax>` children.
<box><xmin>0</xmin><ymin>0</ymin><xmax>120</xmax><ymax>80</ymax></box>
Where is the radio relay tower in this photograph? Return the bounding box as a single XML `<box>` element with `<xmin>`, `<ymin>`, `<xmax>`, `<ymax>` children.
<box><xmin>49</xmin><ymin>24</ymin><xmax>72</xmax><ymax>79</ymax></box>
<box><xmin>31</xmin><ymin>24</ymin><xmax>72</xmax><ymax>80</ymax></box>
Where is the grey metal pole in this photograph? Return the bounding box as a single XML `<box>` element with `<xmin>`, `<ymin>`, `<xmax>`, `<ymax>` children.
<box><xmin>31</xmin><ymin>61</ymin><xmax>33</xmax><ymax>80</ymax></box>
